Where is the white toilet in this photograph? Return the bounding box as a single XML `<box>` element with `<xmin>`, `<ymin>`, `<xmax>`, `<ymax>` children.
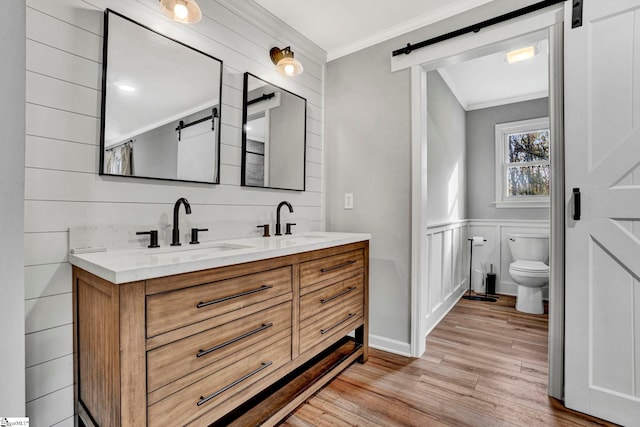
<box><xmin>507</xmin><ymin>234</ymin><xmax>549</xmax><ymax>314</ymax></box>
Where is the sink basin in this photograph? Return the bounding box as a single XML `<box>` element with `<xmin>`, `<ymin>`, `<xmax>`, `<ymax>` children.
<box><xmin>278</xmin><ymin>233</ymin><xmax>332</xmax><ymax>245</ymax></box>
<box><xmin>150</xmin><ymin>243</ymin><xmax>253</xmax><ymax>262</ymax></box>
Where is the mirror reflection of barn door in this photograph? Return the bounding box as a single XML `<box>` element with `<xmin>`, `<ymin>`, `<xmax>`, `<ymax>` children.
<box><xmin>177</xmin><ymin>119</ymin><xmax>216</xmax><ymax>182</ymax></box>
<box><xmin>564</xmin><ymin>1</ymin><xmax>640</xmax><ymax>425</ymax></box>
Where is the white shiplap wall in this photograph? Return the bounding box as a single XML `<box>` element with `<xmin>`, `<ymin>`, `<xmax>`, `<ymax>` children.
<box><xmin>24</xmin><ymin>0</ymin><xmax>325</xmax><ymax>425</ymax></box>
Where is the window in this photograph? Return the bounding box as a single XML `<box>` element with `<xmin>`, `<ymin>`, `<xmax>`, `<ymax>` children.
<box><xmin>495</xmin><ymin>117</ymin><xmax>550</xmax><ymax>208</ymax></box>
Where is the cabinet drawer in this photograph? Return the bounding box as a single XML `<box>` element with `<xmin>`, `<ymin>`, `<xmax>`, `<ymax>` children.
<box><xmin>148</xmin><ymin>336</ymin><xmax>291</xmax><ymax>426</ymax></box>
<box><xmin>147</xmin><ymin>302</ymin><xmax>291</xmax><ymax>393</ymax></box>
<box><xmin>147</xmin><ymin>266</ymin><xmax>292</xmax><ymax>337</ymax></box>
<box><xmin>299</xmin><ymin>249</ymin><xmax>364</xmax><ymax>288</ymax></box>
<box><xmin>300</xmin><ymin>274</ymin><xmax>363</xmax><ymax>321</ymax></box>
<box><xmin>300</xmin><ymin>295</ymin><xmax>363</xmax><ymax>354</ymax></box>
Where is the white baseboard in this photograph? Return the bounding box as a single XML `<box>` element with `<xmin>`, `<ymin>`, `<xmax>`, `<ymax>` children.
<box><xmin>425</xmin><ymin>285</ymin><xmax>466</xmax><ymax>338</ymax></box>
<box><xmin>368</xmin><ymin>334</ymin><xmax>412</xmax><ymax>357</ymax></box>
<box><xmin>368</xmin><ymin>286</ymin><xmax>465</xmax><ymax>359</ymax></box>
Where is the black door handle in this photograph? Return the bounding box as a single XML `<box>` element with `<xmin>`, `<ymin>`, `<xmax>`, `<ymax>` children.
<box><xmin>573</xmin><ymin>188</ymin><xmax>581</xmax><ymax>220</ymax></box>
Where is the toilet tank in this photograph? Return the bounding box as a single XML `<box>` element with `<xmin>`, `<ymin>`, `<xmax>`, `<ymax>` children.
<box><xmin>507</xmin><ymin>234</ymin><xmax>549</xmax><ymax>262</ymax></box>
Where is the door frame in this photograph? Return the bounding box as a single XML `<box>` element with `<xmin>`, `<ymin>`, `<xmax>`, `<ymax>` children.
<box><xmin>396</xmin><ymin>5</ymin><xmax>565</xmax><ymax>399</ymax></box>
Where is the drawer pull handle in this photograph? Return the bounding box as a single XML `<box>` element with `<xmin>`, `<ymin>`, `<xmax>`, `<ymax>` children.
<box><xmin>320</xmin><ymin>313</ymin><xmax>356</xmax><ymax>335</ymax></box>
<box><xmin>196</xmin><ymin>361</ymin><xmax>273</xmax><ymax>407</ymax></box>
<box><xmin>320</xmin><ymin>287</ymin><xmax>356</xmax><ymax>304</ymax></box>
<box><xmin>320</xmin><ymin>260</ymin><xmax>356</xmax><ymax>273</ymax></box>
<box><xmin>196</xmin><ymin>285</ymin><xmax>273</xmax><ymax>309</ymax></box>
<box><xmin>196</xmin><ymin>323</ymin><xmax>273</xmax><ymax>358</ymax></box>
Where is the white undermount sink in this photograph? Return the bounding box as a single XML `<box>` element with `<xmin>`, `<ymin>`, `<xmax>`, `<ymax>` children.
<box><xmin>150</xmin><ymin>243</ymin><xmax>253</xmax><ymax>261</ymax></box>
<box><xmin>277</xmin><ymin>233</ymin><xmax>332</xmax><ymax>244</ymax></box>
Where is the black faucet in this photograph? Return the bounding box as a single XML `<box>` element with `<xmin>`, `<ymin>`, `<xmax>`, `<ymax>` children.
<box><xmin>275</xmin><ymin>201</ymin><xmax>293</xmax><ymax>236</ymax></box>
<box><xmin>171</xmin><ymin>197</ymin><xmax>192</xmax><ymax>246</ymax></box>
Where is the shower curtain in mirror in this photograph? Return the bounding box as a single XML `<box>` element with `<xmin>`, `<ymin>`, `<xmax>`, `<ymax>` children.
<box><xmin>105</xmin><ymin>141</ymin><xmax>133</xmax><ymax>175</ymax></box>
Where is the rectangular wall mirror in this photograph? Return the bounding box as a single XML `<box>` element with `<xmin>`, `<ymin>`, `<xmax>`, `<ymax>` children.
<box><xmin>242</xmin><ymin>73</ymin><xmax>306</xmax><ymax>191</ymax></box>
<box><xmin>100</xmin><ymin>10</ymin><xmax>223</xmax><ymax>184</ymax></box>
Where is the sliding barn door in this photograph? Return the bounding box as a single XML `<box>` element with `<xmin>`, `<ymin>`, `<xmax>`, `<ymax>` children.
<box><xmin>564</xmin><ymin>1</ymin><xmax>640</xmax><ymax>425</ymax></box>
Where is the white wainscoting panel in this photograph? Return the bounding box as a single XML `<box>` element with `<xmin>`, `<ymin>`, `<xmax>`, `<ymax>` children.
<box><xmin>469</xmin><ymin>219</ymin><xmax>550</xmax><ymax>296</ymax></box>
<box><xmin>425</xmin><ymin>221</ymin><xmax>468</xmax><ymax>336</ymax></box>
<box><xmin>466</xmin><ymin>223</ymin><xmax>500</xmax><ymax>293</ymax></box>
<box><xmin>24</xmin><ymin>0</ymin><xmax>326</xmax><ymax>423</ymax></box>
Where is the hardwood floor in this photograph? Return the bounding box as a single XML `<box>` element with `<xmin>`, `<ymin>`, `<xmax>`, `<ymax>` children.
<box><xmin>281</xmin><ymin>295</ymin><xmax>617</xmax><ymax>427</ymax></box>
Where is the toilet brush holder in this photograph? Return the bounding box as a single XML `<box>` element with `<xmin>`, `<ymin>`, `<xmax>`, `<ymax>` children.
<box><xmin>486</xmin><ymin>273</ymin><xmax>496</xmax><ymax>295</ymax></box>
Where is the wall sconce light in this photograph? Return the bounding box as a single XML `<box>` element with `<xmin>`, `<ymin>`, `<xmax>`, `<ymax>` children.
<box><xmin>270</xmin><ymin>46</ymin><xmax>304</xmax><ymax>77</ymax></box>
<box><xmin>159</xmin><ymin>0</ymin><xmax>202</xmax><ymax>24</ymax></box>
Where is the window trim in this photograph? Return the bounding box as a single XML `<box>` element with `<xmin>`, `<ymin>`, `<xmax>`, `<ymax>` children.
<box><xmin>495</xmin><ymin>117</ymin><xmax>550</xmax><ymax>209</ymax></box>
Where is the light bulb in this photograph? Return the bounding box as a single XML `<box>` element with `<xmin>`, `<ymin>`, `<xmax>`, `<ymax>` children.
<box><xmin>270</xmin><ymin>47</ymin><xmax>304</xmax><ymax>76</ymax></box>
<box><xmin>174</xmin><ymin>3</ymin><xmax>189</xmax><ymax>20</ymax></box>
<box><xmin>284</xmin><ymin>64</ymin><xmax>295</xmax><ymax>75</ymax></box>
<box><xmin>506</xmin><ymin>45</ymin><xmax>537</xmax><ymax>64</ymax></box>
<box><xmin>117</xmin><ymin>84</ymin><xmax>135</xmax><ymax>92</ymax></box>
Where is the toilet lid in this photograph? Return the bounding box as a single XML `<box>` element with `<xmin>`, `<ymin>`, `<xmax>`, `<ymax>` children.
<box><xmin>510</xmin><ymin>260</ymin><xmax>549</xmax><ymax>273</ymax></box>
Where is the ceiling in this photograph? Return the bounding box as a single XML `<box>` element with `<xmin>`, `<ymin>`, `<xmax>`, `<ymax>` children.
<box><xmin>438</xmin><ymin>38</ymin><xmax>549</xmax><ymax>111</ymax></box>
<box><xmin>253</xmin><ymin>0</ymin><xmax>548</xmax><ymax>109</ymax></box>
<box><xmin>253</xmin><ymin>0</ymin><xmax>496</xmax><ymax>61</ymax></box>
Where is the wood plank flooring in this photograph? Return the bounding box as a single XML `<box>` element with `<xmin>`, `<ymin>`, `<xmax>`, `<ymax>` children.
<box><xmin>280</xmin><ymin>295</ymin><xmax>617</xmax><ymax>427</ymax></box>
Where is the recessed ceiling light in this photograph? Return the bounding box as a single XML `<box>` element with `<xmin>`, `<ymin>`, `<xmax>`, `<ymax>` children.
<box><xmin>116</xmin><ymin>83</ymin><xmax>136</xmax><ymax>92</ymax></box>
<box><xmin>506</xmin><ymin>45</ymin><xmax>538</xmax><ymax>64</ymax></box>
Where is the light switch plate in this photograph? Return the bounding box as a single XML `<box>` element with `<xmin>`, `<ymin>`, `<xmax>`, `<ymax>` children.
<box><xmin>344</xmin><ymin>193</ymin><xmax>354</xmax><ymax>209</ymax></box>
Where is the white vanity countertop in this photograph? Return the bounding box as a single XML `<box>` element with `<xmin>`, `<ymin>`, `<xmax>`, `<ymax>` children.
<box><xmin>69</xmin><ymin>232</ymin><xmax>371</xmax><ymax>284</ymax></box>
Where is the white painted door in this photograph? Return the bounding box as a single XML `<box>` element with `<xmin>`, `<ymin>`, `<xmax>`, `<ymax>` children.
<box><xmin>177</xmin><ymin>120</ymin><xmax>216</xmax><ymax>182</ymax></box>
<box><xmin>564</xmin><ymin>1</ymin><xmax>640</xmax><ymax>425</ymax></box>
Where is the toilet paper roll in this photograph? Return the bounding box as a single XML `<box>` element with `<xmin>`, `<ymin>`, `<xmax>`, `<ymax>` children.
<box><xmin>472</xmin><ymin>236</ymin><xmax>485</xmax><ymax>246</ymax></box>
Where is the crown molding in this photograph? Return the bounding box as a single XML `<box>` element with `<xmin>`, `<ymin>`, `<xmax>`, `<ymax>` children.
<box><xmin>218</xmin><ymin>0</ymin><xmax>327</xmax><ymax>66</ymax></box>
<box><xmin>327</xmin><ymin>0</ymin><xmax>495</xmax><ymax>61</ymax></box>
<box><xmin>437</xmin><ymin>69</ymin><xmax>548</xmax><ymax>111</ymax></box>
<box><xmin>466</xmin><ymin>90</ymin><xmax>548</xmax><ymax>111</ymax></box>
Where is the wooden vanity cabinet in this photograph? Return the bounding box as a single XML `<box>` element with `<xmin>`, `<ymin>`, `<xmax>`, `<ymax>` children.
<box><xmin>73</xmin><ymin>241</ymin><xmax>368</xmax><ymax>426</ymax></box>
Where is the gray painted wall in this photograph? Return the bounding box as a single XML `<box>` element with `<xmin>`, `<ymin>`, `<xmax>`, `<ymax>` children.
<box><xmin>466</xmin><ymin>97</ymin><xmax>550</xmax><ymax>220</ymax></box>
<box><xmin>427</xmin><ymin>71</ymin><xmax>467</xmax><ymax>225</ymax></box>
<box><xmin>1</xmin><ymin>0</ymin><xmax>26</xmax><ymax>415</ymax></box>
<box><xmin>269</xmin><ymin>90</ymin><xmax>305</xmax><ymax>190</ymax></box>
<box><xmin>132</xmin><ymin>122</ymin><xmax>179</xmax><ymax>179</ymax></box>
<box><xmin>326</xmin><ymin>46</ymin><xmax>412</xmax><ymax>345</ymax></box>
<box><xmin>325</xmin><ymin>0</ymin><xmax>542</xmax><ymax>348</ymax></box>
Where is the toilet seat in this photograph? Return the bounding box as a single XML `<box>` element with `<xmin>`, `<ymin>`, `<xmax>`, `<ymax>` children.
<box><xmin>510</xmin><ymin>260</ymin><xmax>549</xmax><ymax>274</ymax></box>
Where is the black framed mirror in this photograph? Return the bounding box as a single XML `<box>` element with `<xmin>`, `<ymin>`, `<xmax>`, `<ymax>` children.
<box><xmin>241</xmin><ymin>73</ymin><xmax>306</xmax><ymax>191</ymax></box>
<box><xmin>100</xmin><ymin>10</ymin><xmax>223</xmax><ymax>184</ymax></box>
